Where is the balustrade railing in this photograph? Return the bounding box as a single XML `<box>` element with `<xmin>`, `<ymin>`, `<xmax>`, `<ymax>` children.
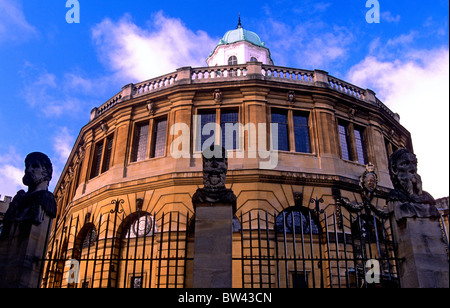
<box><xmin>90</xmin><ymin>63</ymin><xmax>396</xmax><ymax>122</ymax></box>
<box><xmin>191</xmin><ymin>65</ymin><xmax>248</xmax><ymax>81</ymax></box>
<box><xmin>261</xmin><ymin>65</ymin><xmax>314</xmax><ymax>83</ymax></box>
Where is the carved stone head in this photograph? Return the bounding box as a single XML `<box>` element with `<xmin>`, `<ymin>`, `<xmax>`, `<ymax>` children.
<box><xmin>360</xmin><ymin>163</ymin><xmax>378</xmax><ymax>202</ymax></box>
<box><xmin>202</xmin><ymin>145</ymin><xmax>228</xmax><ymax>190</ymax></box>
<box><xmin>22</xmin><ymin>152</ymin><xmax>53</xmax><ymax>192</ymax></box>
<box><xmin>387</xmin><ymin>149</ymin><xmax>439</xmax><ymax>220</ymax></box>
<box><xmin>389</xmin><ymin>149</ymin><xmax>421</xmax><ymax>196</ymax></box>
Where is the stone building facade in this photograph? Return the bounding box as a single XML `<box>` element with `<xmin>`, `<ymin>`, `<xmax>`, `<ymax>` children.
<box><xmin>0</xmin><ymin>195</ymin><xmax>12</xmax><ymax>237</ymax></box>
<box><xmin>42</xmin><ymin>23</ymin><xmax>425</xmax><ymax>288</ymax></box>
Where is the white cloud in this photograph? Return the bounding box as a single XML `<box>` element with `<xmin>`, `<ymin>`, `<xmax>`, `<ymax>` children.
<box><xmin>19</xmin><ymin>63</ymin><xmax>105</xmax><ymax>118</ymax></box>
<box><xmin>0</xmin><ymin>0</ymin><xmax>37</xmax><ymax>43</ymax></box>
<box><xmin>91</xmin><ymin>12</ymin><xmax>218</xmax><ymax>82</ymax></box>
<box><xmin>53</xmin><ymin>127</ymin><xmax>74</xmax><ymax>164</ymax></box>
<box><xmin>347</xmin><ymin>47</ymin><xmax>449</xmax><ymax>198</ymax></box>
<box><xmin>0</xmin><ymin>147</ymin><xmax>25</xmax><ymax>197</ymax></box>
<box><xmin>381</xmin><ymin>11</ymin><xmax>401</xmax><ymax>23</ymax></box>
<box><xmin>258</xmin><ymin>19</ymin><xmax>354</xmax><ymax>70</ymax></box>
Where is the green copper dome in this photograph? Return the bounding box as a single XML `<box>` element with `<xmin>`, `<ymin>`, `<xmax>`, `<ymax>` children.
<box><xmin>219</xmin><ymin>26</ymin><xmax>265</xmax><ymax>47</ymax></box>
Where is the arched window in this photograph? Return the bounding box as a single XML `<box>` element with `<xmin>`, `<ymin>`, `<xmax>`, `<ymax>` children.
<box><xmin>228</xmin><ymin>56</ymin><xmax>238</xmax><ymax>65</ymax></box>
<box><xmin>250</xmin><ymin>57</ymin><xmax>258</xmax><ymax>62</ymax></box>
<box><xmin>275</xmin><ymin>207</ymin><xmax>320</xmax><ymax>234</ymax></box>
<box><xmin>82</xmin><ymin>226</ymin><xmax>98</xmax><ymax>248</ymax></box>
<box><xmin>123</xmin><ymin>213</ymin><xmax>157</xmax><ymax>239</ymax></box>
<box><xmin>74</xmin><ymin>223</ymin><xmax>97</xmax><ymax>251</ymax></box>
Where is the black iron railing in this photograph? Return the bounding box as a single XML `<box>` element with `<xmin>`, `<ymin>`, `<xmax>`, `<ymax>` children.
<box><xmin>234</xmin><ymin>205</ymin><xmax>400</xmax><ymax>288</ymax></box>
<box><xmin>42</xmin><ymin>210</ymin><xmax>192</xmax><ymax>288</ymax></box>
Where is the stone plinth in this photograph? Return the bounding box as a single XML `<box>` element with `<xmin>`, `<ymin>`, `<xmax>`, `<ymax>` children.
<box><xmin>0</xmin><ymin>215</ymin><xmax>53</xmax><ymax>288</ymax></box>
<box><xmin>192</xmin><ymin>202</ymin><xmax>233</xmax><ymax>288</ymax></box>
<box><xmin>392</xmin><ymin>217</ymin><xmax>449</xmax><ymax>288</ymax></box>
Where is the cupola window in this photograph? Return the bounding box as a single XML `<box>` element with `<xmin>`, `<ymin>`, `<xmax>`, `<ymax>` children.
<box><xmin>228</xmin><ymin>56</ymin><xmax>238</xmax><ymax>65</ymax></box>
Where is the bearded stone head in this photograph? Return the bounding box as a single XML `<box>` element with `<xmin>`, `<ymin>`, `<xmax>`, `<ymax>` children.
<box><xmin>389</xmin><ymin>149</ymin><xmax>422</xmax><ymax>196</ymax></box>
<box><xmin>202</xmin><ymin>145</ymin><xmax>228</xmax><ymax>190</ymax></box>
<box><xmin>22</xmin><ymin>152</ymin><xmax>53</xmax><ymax>192</ymax></box>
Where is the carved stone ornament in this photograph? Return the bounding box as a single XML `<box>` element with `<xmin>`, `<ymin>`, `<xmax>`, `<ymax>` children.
<box><xmin>147</xmin><ymin>101</ymin><xmax>155</xmax><ymax>115</ymax></box>
<box><xmin>387</xmin><ymin>148</ymin><xmax>439</xmax><ymax>221</ymax></box>
<box><xmin>337</xmin><ymin>163</ymin><xmax>388</xmax><ymax>217</ymax></box>
<box><xmin>1</xmin><ymin>152</ymin><xmax>57</xmax><ymax>238</ymax></box>
<box><xmin>192</xmin><ymin>145</ymin><xmax>237</xmax><ymax>212</ymax></box>
<box><xmin>213</xmin><ymin>89</ymin><xmax>223</xmax><ymax>104</ymax></box>
<box><xmin>100</xmin><ymin>121</ymin><xmax>108</xmax><ymax>133</ymax></box>
<box><xmin>359</xmin><ymin>163</ymin><xmax>377</xmax><ymax>203</ymax></box>
<box><xmin>288</xmin><ymin>91</ymin><xmax>295</xmax><ymax>104</ymax></box>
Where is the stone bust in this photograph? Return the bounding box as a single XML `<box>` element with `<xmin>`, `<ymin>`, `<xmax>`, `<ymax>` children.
<box><xmin>387</xmin><ymin>149</ymin><xmax>439</xmax><ymax>221</ymax></box>
<box><xmin>192</xmin><ymin>145</ymin><xmax>237</xmax><ymax>212</ymax></box>
<box><xmin>1</xmin><ymin>152</ymin><xmax>57</xmax><ymax>238</ymax></box>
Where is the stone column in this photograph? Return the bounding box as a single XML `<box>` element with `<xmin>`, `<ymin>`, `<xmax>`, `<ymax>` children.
<box><xmin>391</xmin><ymin>217</ymin><xmax>449</xmax><ymax>288</ymax></box>
<box><xmin>0</xmin><ymin>215</ymin><xmax>53</xmax><ymax>288</ymax></box>
<box><xmin>387</xmin><ymin>148</ymin><xmax>449</xmax><ymax>288</ymax></box>
<box><xmin>192</xmin><ymin>202</ymin><xmax>234</xmax><ymax>288</ymax></box>
<box><xmin>191</xmin><ymin>145</ymin><xmax>237</xmax><ymax>288</ymax></box>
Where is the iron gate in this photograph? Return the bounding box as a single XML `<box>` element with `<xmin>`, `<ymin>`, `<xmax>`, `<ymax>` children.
<box><xmin>233</xmin><ymin>204</ymin><xmax>400</xmax><ymax>288</ymax></box>
<box><xmin>42</xmin><ymin>209</ymin><xmax>193</xmax><ymax>288</ymax></box>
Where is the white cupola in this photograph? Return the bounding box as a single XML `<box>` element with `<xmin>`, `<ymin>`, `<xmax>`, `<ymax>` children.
<box><xmin>206</xmin><ymin>17</ymin><xmax>274</xmax><ymax>66</ymax></box>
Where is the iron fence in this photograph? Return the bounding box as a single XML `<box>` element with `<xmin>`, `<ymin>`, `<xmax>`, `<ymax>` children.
<box><xmin>40</xmin><ymin>199</ymin><xmax>402</xmax><ymax>288</ymax></box>
<box><xmin>233</xmin><ymin>204</ymin><xmax>400</xmax><ymax>288</ymax></box>
<box><xmin>42</xmin><ymin>210</ymin><xmax>193</xmax><ymax>288</ymax></box>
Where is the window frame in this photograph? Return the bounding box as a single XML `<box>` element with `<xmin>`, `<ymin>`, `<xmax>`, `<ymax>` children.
<box><xmin>270</xmin><ymin>108</ymin><xmax>290</xmax><ymax>152</ymax></box>
<box><xmin>194</xmin><ymin>107</ymin><xmax>241</xmax><ymax>153</ymax></box>
<box><xmin>228</xmin><ymin>55</ymin><xmax>238</xmax><ymax>65</ymax></box>
<box><xmin>337</xmin><ymin>119</ymin><xmax>369</xmax><ymax>165</ymax></box>
<box><xmin>293</xmin><ymin>111</ymin><xmax>312</xmax><ymax>154</ymax></box>
<box><xmin>150</xmin><ymin>115</ymin><xmax>168</xmax><ymax>159</ymax></box>
<box><xmin>130</xmin><ymin>121</ymin><xmax>150</xmax><ymax>163</ymax></box>
<box><xmin>338</xmin><ymin>121</ymin><xmax>353</xmax><ymax>161</ymax></box>
<box><xmin>90</xmin><ymin>132</ymin><xmax>115</xmax><ymax>179</ymax></box>
<box><xmin>353</xmin><ymin>125</ymin><xmax>368</xmax><ymax>165</ymax></box>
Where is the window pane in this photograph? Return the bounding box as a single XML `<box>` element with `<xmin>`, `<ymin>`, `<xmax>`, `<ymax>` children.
<box><xmin>197</xmin><ymin>110</ymin><xmax>216</xmax><ymax>151</ymax></box>
<box><xmin>338</xmin><ymin>124</ymin><xmax>351</xmax><ymax>160</ymax></box>
<box><xmin>221</xmin><ymin>109</ymin><xmax>239</xmax><ymax>150</ymax></box>
<box><xmin>132</xmin><ymin>123</ymin><xmax>149</xmax><ymax>162</ymax></box>
<box><xmin>90</xmin><ymin>142</ymin><xmax>103</xmax><ymax>178</ymax></box>
<box><xmin>151</xmin><ymin>117</ymin><xmax>167</xmax><ymax>158</ymax></box>
<box><xmin>293</xmin><ymin>113</ymin><xmax>310</xmax><ymax>153</ymax></box>
<box><xmin>354</xmin><ymin>128</ymin><xmax>366</xmax><ymax>164</ymax></box>
<box><xmin>228</xmin><ymin>56</ymin><xmax>237</xmax><ymax>65</ymax></box>
<box><xmin>271</xmin><ymin>109</ymin><xmax>289</xmax><ymax>151</ymax></box>
<box><xmin>102</xmin><ymin>135</ymin><xmax>114</xmax><ymax>173</ymax></box>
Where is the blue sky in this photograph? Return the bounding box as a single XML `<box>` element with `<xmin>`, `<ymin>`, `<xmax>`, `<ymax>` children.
<box><xmin>0</xmin><ymin>0</ymin><xmax>448</xmax><ymax>199</ymax></box>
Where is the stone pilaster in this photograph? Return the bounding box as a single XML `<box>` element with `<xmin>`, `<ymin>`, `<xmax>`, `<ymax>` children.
<box><xmin>392</xmin><ymin>217</ymin><xmax>449</xmax><ymax>288</ymax></box>
<box><xmin>0</xmin><ymin>215</ymin><xmax>53</xmax><ymax>288</ymax></box>
<box><xmin>192</xmin><ymin>202</ymin><xmax>233</xmax><ymax>288</ymax></box>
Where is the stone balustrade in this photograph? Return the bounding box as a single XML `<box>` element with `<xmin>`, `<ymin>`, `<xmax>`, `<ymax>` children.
<box><xmin>90</xmin><ymin>62</ymin><xmax>395</xmax><ymax>121</ymax></box>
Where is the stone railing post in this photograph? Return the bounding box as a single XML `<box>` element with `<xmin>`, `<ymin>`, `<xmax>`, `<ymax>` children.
<box><xmin>176</xmin><ymin>66</ymin><xmax>192</xmax><ymax>85</ymax></box>
<box><xmin>191</xmin><ymin>146</ymin><xmax>237</xmax><ymax>288</ymax></box>
<box><xmin>246</xmin><ymin>61</ymin><xmax>263</xmax><ymax>79</ymax></box>
<box><xmin>121</xmin><ymin>83</ymin><xmax>134</xmax><ymax>101</ymax></box>
<box><xmin>313</xmin><ymin>69</ymin><xmax>330</xmax><ymax>88</ymax></box>
<box><xmin>364</xmin><ymin>88</ymin><xmax>377</xmax><ymax>105</ymax></box>
<box><xmin>89</xmin><ymin>107</ymin><xmax>98</xmax><ymax>121</ymax></box>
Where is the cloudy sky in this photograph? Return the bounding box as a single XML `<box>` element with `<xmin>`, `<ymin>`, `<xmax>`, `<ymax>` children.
<box><xmin>0</xmin><ymin>0</ymin><xmax>448</xmax><ymax>200</ymax></box>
